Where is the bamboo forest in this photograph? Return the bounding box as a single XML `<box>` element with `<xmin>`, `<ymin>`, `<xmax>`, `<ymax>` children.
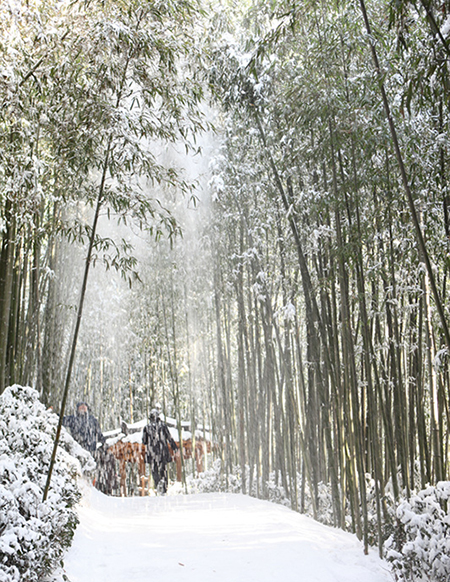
<box><xmin>1</xmin><ymin>1</ymin><xmax>450</xmax><ymax>581</ymax></box>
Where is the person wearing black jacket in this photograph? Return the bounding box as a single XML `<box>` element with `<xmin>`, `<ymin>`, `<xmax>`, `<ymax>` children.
<box><xmin>63</xmin><ymin>402</ymin><xmax>117</xmax><ymax>494</ymax></box>
<box><xmin>63</xmin><ymin>402</ymin><xmax>105</xmax><ymax>453</ymax></box>
<box><xmin>142</xmin><ymin>409</ymin><xmax>178</xmax><ymax>494</ymax></box>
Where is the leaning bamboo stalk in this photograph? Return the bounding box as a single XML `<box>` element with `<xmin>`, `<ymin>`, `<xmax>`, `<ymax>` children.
<box><xmin>42</xmin><ymin>140</ymin><xmax>112</xmax><ymax>502</ymax></box>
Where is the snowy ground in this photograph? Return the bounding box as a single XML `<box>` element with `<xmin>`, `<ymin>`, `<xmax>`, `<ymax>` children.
<box><xmin>59</xmin><ymin>484</ymin><xmax>393</xmax><ymax>582</ymax></box>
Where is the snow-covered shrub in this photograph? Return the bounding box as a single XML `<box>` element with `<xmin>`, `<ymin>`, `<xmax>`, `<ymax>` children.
<box><xmin>385</xmin><ymin>482</ymin><xmax>450</xmax><ymax>582</ymax></box>
<box><xmin>295</xmin><ymin>477</ymin><xmax>333</xmax><ymax>523</ymax></box>
<box><xmin>187</xmin><ymin>461</ymin><xmax>290</xmax><ymax>507</ymax></box>
<box><xmin>0</xmin><ymin>385</ymin><xmax>91</xmax><ymax>582</ymax></box>
<box><xmin>316</xmin><ymin>481</ymin><xmax>334</xmax><ymax>525</ymax></box>
<box><xmin>186</xmin><ymin>459</ymin><xmax>226</xmax><ymax>493</ymax></box>
<box><xmin>365</xmin><ymin>474</ymin><xmax>396</xmax><ymax>547</ymax></box>
<box><xmin>265</xmin><ymin>471</ymin><xmax>290</xmax><ymax>507</ymax></box>
<box><xmin>227</xmin><ymin>464</ymin><xmax>291</xmax><ymax>506</ymax></box>
<box><xmin>228</xmin><ymin>465</ymin><xmax>242</xmax><ymax>493</ymax></box>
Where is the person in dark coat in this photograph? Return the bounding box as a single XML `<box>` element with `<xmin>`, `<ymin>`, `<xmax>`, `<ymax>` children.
<box><xmin>94</xmin><ymin>443</ymin><xmax>118</xmax><ymax>495</ymax></box>
<box><xmin>63</xmin><ymin>402</ymin><xmax>105</xmax><ymax>453</ymax></box>
<box><xmin>142</xmin><ymin>409</ymin><xmax>178</xmax><ymax>494</ymax></box>
<box><xmin>63</xmin><ymin>402</ymin><xmax>117</xmax><ymax>494</ymax></box>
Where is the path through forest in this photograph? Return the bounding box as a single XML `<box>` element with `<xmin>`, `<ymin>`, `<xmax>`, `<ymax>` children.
<box><xmin>60</xmin><ymin>484</ymin><xmax>393</xmax><ymax>582</ymax></box>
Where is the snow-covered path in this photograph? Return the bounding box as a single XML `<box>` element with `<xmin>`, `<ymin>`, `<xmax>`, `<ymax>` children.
<box><xmin>62</xmin><ymin>485</ymin><xmax>393</xmax><ymax>582</ymax></box>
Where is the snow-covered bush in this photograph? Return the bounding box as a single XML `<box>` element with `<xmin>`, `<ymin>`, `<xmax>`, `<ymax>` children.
<box><xmin>385</xmin><ymin>482</ymin><xmax>450</xmax><ymax>582</ymax></box>
<box><xmin>365</xmin><ymin>474</ymin><xmax>396</xmax><ymax>547</ymax></box>
<box><xmin>186</xmin><ymin>459</ymin><xmax>226</xmax><ymax>493</ymax></box>
<box><xmin>296</xmin><ymin>479</ymin><xmax>337</xmax><ymax>525</ymax></box>
<box><xmin>0</xmin><ymin>385</ymin><xmax>92</xmax><ymax>582</ymax></box>
<box><xmin>186</xmin><ymin>460</ymin><xmax>294</xmax><ymax>510</ymax></box>
<box><xmin>265</xmin><ymin>471</ymin><xmax>290</xmax><ymax>507</ymax></box>
<box><xmin>228</xmin><ymin>465</ymin><xmax>243</xmax><ymax>494</ymax></box>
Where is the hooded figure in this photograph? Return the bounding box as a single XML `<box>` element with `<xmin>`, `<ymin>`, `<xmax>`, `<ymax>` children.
<box><xmin>63</xmin><ymin>402</ymin><xmax>105</xmax><ymax>453</ymax></box>
<box><xmin>142</xmin><ymin>409</ymin><xmax>178</xmax><ymax>494</ymax></box>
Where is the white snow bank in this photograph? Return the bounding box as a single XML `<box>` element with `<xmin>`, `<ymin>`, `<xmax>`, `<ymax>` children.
<box><xmin>59</xmin><ymin>485</ymin><xmax>392</xmax><ymax>582</ymax></box>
